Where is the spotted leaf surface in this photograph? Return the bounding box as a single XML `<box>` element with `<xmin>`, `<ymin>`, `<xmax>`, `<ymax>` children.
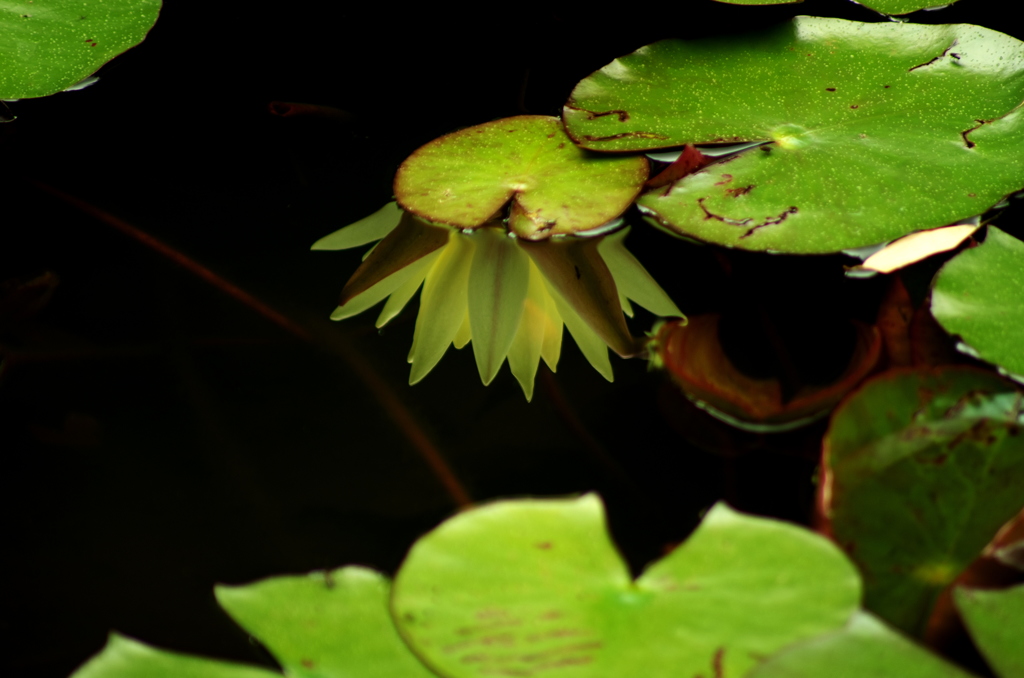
<box><xmin>564</xmin><ymin>18</ymin><xmax>1024</xmax><ymax>253</ymax></box>
<box><xmin>0</xmin><ymin>0</ymin><xmax>160</xmax><ymax>99</ymax></box>
<box><xmin>393</xmin><ymin>495</ymin><xmax>860</xmax><ymax>678</ymax></box>
<box><xmin>394</xmin><ymin>116</ymin><xmax>648</xmax><ymax>239</ymax></box>
<box><xmin>821</xmin><ymin>367</ymin><xmax>1024</xmax><ymax>635</ymax></box>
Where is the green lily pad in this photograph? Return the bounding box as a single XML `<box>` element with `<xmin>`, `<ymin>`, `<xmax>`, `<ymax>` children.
<box><xmin>216</xmin><ymin>566</ymin><xmax>437</xmax><ymax>678</ymax></box>
<box><xmin>394</xmin><ymin>115</ymin><xmax>648</xmax><ymax>240</ymax></box>
<box><xmin>931</xmin><ymin>227</ymin><xmax>1024</xmax><ymax>384</ymax></box>
<box><xmin>855</xmin><ymin>0</ymin><xmax>960</xmax><ymax>15</ymax></box>
<box><xmin>69</xmin><ymin>634</ymin><xmax>280</xmax><ymax>678</ymax></box>
<box><xmin>0</xmin><ymin>0</ymin><xmax>161</xmax><ymax>99</ymax></box>
<box><xmin>392</xmin><ymin>494</ymin><xmax>860</xmax><ymax>678</ymax></box>
<box><xmin>563</xmin><ymin>18</ymin><xmax>1024</xmax><ymax>253</ymax></box>
<box><xmin>748</xmin><ymin>611</ymin><xmax>976</xmax><ymax>678</ymax></box>
<box><xmin>821</xmin><ymin>366</ymin><xmax>1024</xmax><ymax>635</ymax></box>
<box><xmin>955</xmin><ymin>584</ymin><xmax>1024</xmax><ymax>678</ymax></box>
<box><xmin>70</xmin><ymin>567</ymin><xmax>434</xmax><ymax>678</ymax></box>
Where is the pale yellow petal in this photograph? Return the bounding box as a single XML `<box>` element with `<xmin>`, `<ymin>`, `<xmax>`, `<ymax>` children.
<box><xmin>598</xmin><ymin>226</ymin><xmax>684</xmax><ymax>318</ymax></box>
<box><xmin>549</xmin><ymin>287</ymin><xmax>614</xmax><ymax>382</ymax></box>
<box><xmin>506</xmin><ymin>263</ymin><xmax>551</xmax><ymax>400</ymax></box>
<box><xmin>312</xmin><ymin>202</ymin><xmax>403</xmax><ymax>250</ymax></box>
<box><xmin>468</xmin><ymin>229</ymin><xmax>530</xmax><ymax>385</ymax></box>
<box><xmin>375</xmin><ymin>249</ymin><xmax>442</xmax><ymax>328</ymax></box>
<box><xmin>330</xmin><ymin>255</ymin><xmax>432</xmax><ymax>321</ymax></box>
<box><xmin>408</xmin><ymin>235</ymin><xmax>475</xmax><ymax>384</ymax></box>
<box><xmin>538</xmin><ymin>272</ymin><xmax>563</xmax><ymax>372</ymax></box>
<box><xmin>453</xmin><ymin>311</ymin><xmax>472</xmax><ymax>349</ymax></box>
<box><xmin>519</xmin><ymin>237</ymin><xmax>637</xmax><ymax>358</ymax></box>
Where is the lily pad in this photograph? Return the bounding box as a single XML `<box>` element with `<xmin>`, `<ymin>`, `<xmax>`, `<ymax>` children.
<box><xmin>394</xmin><ymin>115</ymin><xmax>648</xmax><ymax>240</ymax></box>
<box><xmin>854</xmin><ymin>1</ymin><xmax>960</xmax><ymax>15</ymax></box>
<box><xmin>0</xmin><ymin>0</ymin><xmax>161</xmax><ymax>99</ymax></box>
<box><xmin>70</xmin><ymin>567</ymin><xmax>434</xmax><ymax>678</ymax></box>
<box><xmin>820</xmin><ymin>366</ymin><xmax>1024</xmax><ymax>635</ymax></box>
<box><xmin>392</xmin><ymin>494</ymin><xmax>860</xmax><ymax>678</ymax></box>
<box><xmin>216</xmin><ymin>566</ymin><xmax>436</xmax><ymax>678</ymax></box>
<box><xmin>563</xmin><ymin>18</ymin><xmax>1024</xmax><ymax>253</ymax></box>
<box><xmin>748</xmin><ymin>611</ymin><xmax>975</xmax><ymax>678</ymax></box>
<box><xmin>931</xmin><ymin>227</ymin><xmax>1024</xmax><ymax>383</ymax></box>
<box><xmin>69</xmin><ymin>634</ymin><xmax>280</xmax><ymax>678</ymax></box>
<box><xmin>955</xmin><ymin>584</ymin><xmax>1024</xmax><ymax>678</ymax></box>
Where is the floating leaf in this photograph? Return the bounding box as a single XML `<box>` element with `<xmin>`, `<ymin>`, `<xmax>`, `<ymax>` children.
<box><xmin>0</xmin><ymin>0</ymin><xmax>161</xmax><ymax>100</ymax></box>
<box><xmin>955</xmin><ymin>584</ymin><xmax>1024</xmax><ymax>678</ymax></box>
<box><xmin>820</xmin><ymin>366</ymin><xmax>1024</xmax><ymax>635</ymax></box>
<box><xmin>394</xmin><ymin>115</ymin><xmax>648</xmax><ymax>239</ymax></box>
<box><xmin>563</xmin><ymin>18</ymin><xmax>1024</xmax><ymax>253</ymax></box>
<box><xmin>931</xmin><ymin>227</ymin><xmax>1024</xmax><ymax>383</ymax></box>
<box><xmin>69</xmin><ymin>634</ymin><xmax>279</xmax><ymax>678</ymax></box>
<box><xmin>854</xmin><ymin>0</ymin><xmax>960</xmax><ymax>16</ymax></box>
<box><xmin>70</xmin><ymin>567</ymin><xmax>434</xmax><ymax>678</ymax></box>
<box><xmin>392</xmin><ymin>494</ymin><xmax>860</xmax><ymax>678</ymax></box>
<box><xmin>216</xmin><ymin>566</ymin><xmax>436</xmax><ymax>678</ymax></box>
<box><xmin>652</xmin><ymin>315</ymin><xmax>881</xmax><ymax>432</ymax></box>
<box><xmin>748</xmin><ymin>611</ymin><xmax>975</xmax><ymax>678</ymax></box>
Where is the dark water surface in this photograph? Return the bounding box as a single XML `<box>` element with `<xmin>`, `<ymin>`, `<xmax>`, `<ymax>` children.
<box><xmin>2</xmin><ymin>1</ymin><xmax>1019</xmax><ymax>676</ymax></box>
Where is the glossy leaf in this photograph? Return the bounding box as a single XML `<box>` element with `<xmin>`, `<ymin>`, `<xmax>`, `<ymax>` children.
<box><xmin>955</xmin><ymin>584</ymin><xmax>1024</xmax><ymax>678</ymax></box>
<box><xmin>69</xmin><ymin>634</ymin><xmax>279</xmax><ymax>678</ymax></box>
<box><xmin>392</xmin><ymin>495</ymin><xmax>860</xmax><ymax>678</ymax></box>
<box><xmin>70</xmin><ymin>568</ymin><xmax>436</xmax><ymax>678</ymax></box>
<box><xmin>748</xmin><ymin>611</ymin><xmax>975</xmax><ymax>678</ymax></box>
<box><xmin>932</xmin><ymin>227</ymin><xmax>1024</xmax><ymax>383</ymax></box>
<box><xmin>216</xmin><ymin>566</ymin><xmax>436</xmax><ymax>678</ymax></box>
<box><xmin>394</xmin><ymin>116</ymin><xmax>648</xmax><ymax>239</ymax></box>
<box><xmin>0</xmin><ymin>0</ymin><xmax>161</xmax><ymax>99</ymax></box>
<box><xmin>855</xmin><ymin>0</ymin><xmax>960</xmax><ymax>15</ymax></box>
<box><xmin>821</xmin><ymin>367</ymin><xmax>1024</xmax><ymax>635</ymax></box>
<box><xmin>564</xmin><ymin>18</ymin><xmax>1024</xmax><ymax>253</ymax></box>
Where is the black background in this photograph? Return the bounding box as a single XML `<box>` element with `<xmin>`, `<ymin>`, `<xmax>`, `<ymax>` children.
<box><xmin>2</xmin><ymin>1</ymin><xmax>1021</xmax><ymax>676</ymax></box>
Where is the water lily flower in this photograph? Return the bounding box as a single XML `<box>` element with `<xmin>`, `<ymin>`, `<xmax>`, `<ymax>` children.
<box><xmin>313</xmin><ymin>116</ymin><xmax>685</xmax><ymax>400</ymax></box>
